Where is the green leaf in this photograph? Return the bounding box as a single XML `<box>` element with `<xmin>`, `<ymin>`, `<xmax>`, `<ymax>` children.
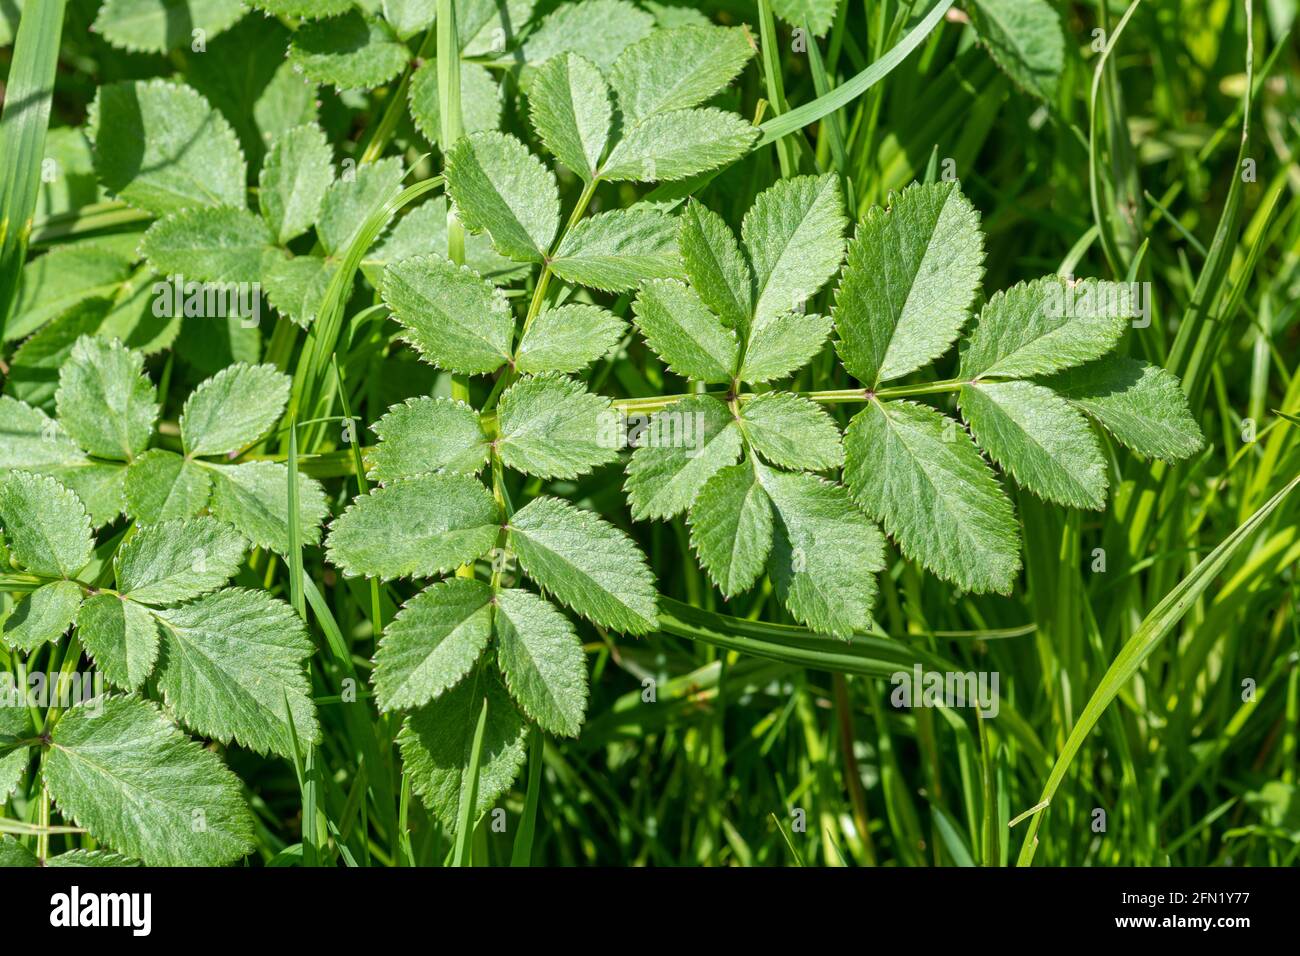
<box><xmin>960</xmin><ymin>380</ymin><xmax>1108</xmax><ymax>510</ymax></box>
<box><xmin>90</xmin><ymin>79</ymin><xmax>247</xmax><ymax>215</ymax></box>
<box><xmin>398</xmin><ymin>668</ymin><xmax>527</xmax><ymax>828</ymax></box>
<box><xmin>496</xmin><ymin>374</ymin><xmax>620</xmax><ymax>479</ymax></box>
<box><xmin>206</xmin><ymin>461</ymin><xmax>329</xmax><ymax>554</ymax></box>
<box><xmin>832</xmin><ymin>181</ymin><xmax>984</xmax><ymax>386</ymax></box>
<box><xmin>153</xmin><ymin>588</ymin><xmax>318</xmax><ymax>756</ymax></box>
<box><xmin>0</xmin><ymin>705</ymin><xmax>33</xmax><ymax>801</ymax></box>
<box><xmin>367</xmin><ymin>396</ymin><xmax>490</xmax><ymax>481</ymax></box>
<box><xmin>326</xmin><ymin>473</ymin><xmax>500</xmax><ymax>579</ymax></box>
<box><xmin>759</xmin><ymin>465</ymin><xmax>884</xmax><ymax>639</ymax></box>
<box><xmin>742</xmin><ymin>174</ymin><xmax>847</xmax><ymax>328</ymax></box>
<box><xmin>76</xmin><ymin>594</ymin><xmax>162</xmax><ymax>691</ymax></box>
<box><xmin>264</xmin><ymin>255</ymin><xmax>339</xmax><ymax>328</ymax></box>
<box><xmin>770</xmin><ymin>0</ymin><xmax>836</xmax><ymax>35</ymax></box>
<box><xmin>251</xmin><ymin>0</ymin><xmax>353</xmax><ymax>16</ymax></box>
<box><xmin>611</xmin><ymin>25</ymin><xmax>754</xmax><ymax>124</ymax></box>
<box><xmin>409</xmin><ymin>60</ymin><xmax>502</xmax><ymax>142</ymax></box>
<box><xmin>522</xmin><ymin>0</ymin><xmax>653</xmax><ymax>72</ymax></box>
<box><xmin>2</xmin><ymin>580</ymin><xmax>82</xmax><ymax>653</ymax></box>
<box><xmin>181</xmin><ymin>363</ymin><xmax>291</xmax><ymax>457</ymax></box>
<box><xmin>515</xmin><ymin>304</ymin><xmax>625</xmax><ymax>375</ymax></box>
<box><xmin>44</xmin><ymin>696</ymin><xmax>256</xmax><ymax>866</ymax></box>
<box><xmin>624</xmin><ymin>395</ymin><xmax>742</xmax><ymax>520</ymax></box>
<box><xmin>141</xmin><ymin>206</ymin><xmax>276</xmax><ymax>285</ymax></box>
<box><xmin>8</xmin><ymin>242</ymin><xmax>135</xmax><ymax>343</ymax></box>
<box><xmin>528</xmin><ymin>52</ymin><xmax>611</xmax><ymax>182</ymax></box>
<box><xmin>288</xmin><ymin>10</ymin><xmax>409</xmax><ymax>90</ymax></box>
<box><xmin>6</xmin><ymin>298</ymin><xmax>109</xmax><ymax>409</ymax></box>
<box><xmin>844</xmin><ymin>400</ymin><xmax>1020</xmax><ymax>594</ymax></box>
<box><xmin>679</xmin><ymin>199</ymin><xmax>751</xmax><ymax>332</ymax></box>
<box><xmin>383</xmin><ymin>0</ymin><xmax>435</xmax><ymax>38</ymax></box>
<box><xmin>455</xmin><ymin>0</ymin><xmax>536</xmax><ymax>57</ymax></box>
<box><xmin>0</xmin><ymin>471</ymin><xmax>93</xmax><ymax>578</ymax></box>
<box><xmin>966</xmin><ymin>0</ymin><xmax>1065</xmax><ymax>101</ymax></box>
<box><xmin>317</xmin><ymin>156</ymin><xmax>405</xmax><ymax>256</ymax></box>
<box><xmin>93</xmin><ymin>0</ymin><xmax>247</xmax><ymax>53</ymax></box>
<box><xmin>55</xmin><ymin>336</ymin><xmax>159</xmax><ymax>462</ymax></box>
<box><xmin>1042</xmin><ymin>357</ymin><xmax>1205</xmax><ymax>462</ymax></box>
<box><xmin>259</xmin><ymin>124</ymin><xmax>335</xmax><ymax>245</ymax></box>
<box><xmin>0</xmin><ymin>837</ymin><xmax>37</xmax><ymax>868</ymax></box>
<box><xmin>632</xmin><ymin>278</ymin><xmax>738</xmax><ymax>383</ymax></box>
<box><xmin>382</xmin><ymin>255</ymin><xmax>515</xmax><ymax>374</ymax></box>
<box><xmin>495</xmin><ymin>587</ymin><xmax>588</xmax><ymax>737</ymax></box>
<box><xmin>739</xmin><ymin>310</ymin><xmax>833</xmax><ymax>384</ymax></box>
<box><xmin>124</xmin><ymin>449</ymin><xmax>213</xmax><ymax>524</ymax></box>
<box><xmin>740</xmin><ymin>391</ymin><xmax>843</xmax><ymax>471</ymax></box>
<box><xmin>45</xmin><ymin>849</ymin><xmax>140</xmax><ymax>868</ymax></box>
<box><xmin>114</xmin><ymin>516</ymin><xmax>247</xmax><ymax>605</ymax></box>
<box><xmin>508</xmin><ymin>495</ymin><xmax>658</xmax><ymax>633</ymax></box>
<box><xmin>960</xmin><ymin>277</ymin><xmax>1131</xmax><ymax>380</ymax></box>
<box><xmin>445</xmin><ymin>131</ymin><xmax>560</xmax><ymax>263</ymax></box>
<box><xmin>688</xmin><ymin>458</ymin><xmax>773</xmax><ymax>598</ymax></box>
<box><xmin>550</xmin><ymin>208</ymin><xmax>683</xmax><ymax>292</ymax></box>
<box><xmin>599</xmin><ymin>107</ymin><xmax>758</xmax><ymax>182</ymax></box>
<box><xmin>362</xmin><ymin>197</ymin><xmax>527</xmax><ymax>286</ymax></box>
<box><xmin>373</xmin><ymin>578</ymin><xmax>493</xmax><ymax>712</ymax></box>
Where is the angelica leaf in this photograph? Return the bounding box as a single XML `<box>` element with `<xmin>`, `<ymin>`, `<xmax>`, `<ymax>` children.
<box><xmin>528</xmin><ymin>53</ymin><xmax>611</xmax><ymax>182</ymax></box>
<box><xmin>496</xmin><ymin>374</ymin><xmax>620</xmax><ymax>479</ymax></box>
<box><xmin>0</xmin><ymin>471</ymin><xmax>93</xmax><ymax>578</ymax></box>
<box><xmin>206</xmin><ymin>461</ymin><xmax>328</xmax><ymax>555</ymax></box>
<box><xmin>367</xmin><ymin>396</ymin><xmax>490</xmax><ymax>481</ymax></box>
<box><xmin>264</xmin><ymin>255</ymin><xmax>338</xmax><ymax>328</ymax></box>
<box><xmin>2</xmin><ymin>580</ymin><xmax>82</xmax><ymax>653</ymax></box>
<box><xmin>770</xmin><ymin>0</ymin><xmax>836</xmax><ymax>36</ymax></box>
<box><xmin>495</xmin><ymin>587</ymin><xmax>588</xmax><ymax>737</ymax></box>
<box><xmin>515</xmin><ymin>304</ymin><xmax>626</xmax><ymax>375</ymax></box>
<box><xmin>181</xmin><ymin>363</ymin><xmax>290</xmax><ymax>458</ymax></box>
<box><xmin>44</xmin><ymin>696</ymin><xmax>256</xmax><ymax>867</ymax></box>
<box><xmin>409</xmin><ymin>60</ymin><xmax>503</xmax><ymax>142</ymax></box>
<box><xmin>844</xmin><ymin>400</ymin><xmax>1020</xmax><ymax>594</ymax></box>
<box><xmin>832</xmin><ymin>181</ymin><xmax>984</xmax><ymax>386</ymax></box>
<box><xmin>373</xmin><ymin>578</ymin><xmax>494</xmax><ymax>712</ymax></box>
<box><xmin>114</xmin><ymin>517</ymin><xmax>247</xmax><ymax>605</ymax></box>
<box><xmin>609</xmin><ymin>25</ymin><xmax>755</xmax><ymax>123</ymax></box>
<box><xmin>317</xmin><ymin>156</ymin><xmax>406</xmax><ymax>256</ymax></box>
<box><xmin>522</xmin><ymin>0</ymin><xmax>653</xmax><ymax>72</ymax></box>
<box><xmin>679</xmin><ymin>199</ymin><xmax>751</xmax><ymax>332</ymax></box>
<box><xmin>55</xmin><ymin>336</ymin><xmax>159</xmax><ymax>462</ymax></box>
<box><xmin>739</xmin><ymin>311</ymin><xmax>833</xmax><ymax>384</ymax></box>
<box><xmin>93</xmin><ymin>0</ymin><xmax>248</xmax><ymax>54</ymax></box>
<box><xmin>259</xmin><ymin>124</ymin><xmax>335</xmax><ymax>245</ymax></box>
<box><xmin>624</xmin><ymin>395</ymin><xmax>742</xmax><ymax>520</ymax></box>
<box><xmin>445</xmin><ymin>132</ymin><xmax>559</xmax><ymax>263</ymax></box>
<box><xmin>632</xmin><ymin>278</ymin><xmax>738</xmax><ymax>383</ymax></box>
<box><xmin>549</xmin><ymin>208</ymin><xmax>682</xmax><ymax>292</ymax></box>
<box><xmin>326</xmin><ymin>473</ymin><xmax>500</xmax><ymax>579</ymax></box>
<box><xmin>600</xmin><ymin>108</ymin><xmax>757</xmax><ymax>182</ymax></box>
<box><xmin>740</xmin><ymin>392</ymin><xmax>843</xmax><ymax>471</ymax></box>
<box><xmin>508</xmin><ymin>496</ymin><xmax>658</xmax><ymax>633</ymax></box>
<box><xmin>124</xmin><ymin>449</ymin><xmax>213</xmax><ymax>524</ymax></box>
<box><xmin>288</xmin><ymin>11</ymin><xmax>409</xmax><ymax>91</ymax></box>
<box><xmin>966</xmin><ymin>0</ymin><xmax>1066</xmax><ymax>102</ymax></box>
<box><xmin>76</xmin><ymin>594</ymin><xmax>162</xmax><ymax>691</ymax></box>
<box><xmin>688</xmin><ymin>458</ymin><xmax>773</xmax><ymax>598</ymax></box>
<box><xmin>141</xmin><ymin>206</ymin><xmax>276</xmax><ymax>285</ymax></box>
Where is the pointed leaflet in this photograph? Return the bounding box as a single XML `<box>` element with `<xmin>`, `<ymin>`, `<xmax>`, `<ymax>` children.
<box><xmin>373</xmin><ymin>579</ymin><xmax>494</xmax><ymax>712</ymax></box>
<box><xmin>632</xmin><ymin>278</ymin><xmax>738</xmax><ymax>383</ymax></box>
<box><xmin>770</xmin><ymin>0</ymin><xmax>837</xmax><ymax>36</ymax></box>
<box><xmin>496</xmin><ymin>374</ymin><xmax>620</xmax><ymax>479</ymax></box>
<box><xmin>740</xmin><ymin>392</ymin><xmax>843</xmax><ymax>471</ymax></box>
<box><xmin>743</xmin><ymin>174</ymin><xmax>847</xmax><ymax>327</ymax></box>
<box><xmin>624</xmin><ymin>395</ymin><xmax>742</xmax><ymax>520</ymax></box>
<box><xmin>688</xmin><ymin>458</ymin><xmax>773</xmax><ymax>598</ymax></box>
<box><xmin>0</xmin><ymin>472</ymin><xmax>93</xmax><ymax>578</ymax></box>
<box><xmin>740</xmin><ymin>311</ymin><xmax>834</xmax><ymax>384</ymax></box>
<box><xmin>114</xmin><ymin>517</ymin><xmax>247</xmax><ymax>605</ymax></box>
<box><xmin>367</xmin><ymin>397</ymin><xmax>490</xmax><ymax>481</ymax></box>
<box><xmin>845</xmin><ymin>400</ymin><xmax>1020</xmax><ymax>594</ymax></box>
<box><xmin>264</xmin><ymin>255</ymin><xmax>339</xmax><ymax>328</ymax></box>
<box><xmin>495</xmin><ymin>587</ymin><xmax>588</xmax><ymax>737</ymax></box>
<box><xmin>259</xmin><ymin>124</ymin><xmax>334</xmax><ymax>245</ymax></box>
<box><xmin>181</xmin><ymin>363</ymin><xmax>291</xmax><ymax>457</ymax></box>
<box><xmin>383</xmin><ymin>256</ymin><xmax>515</xmax><ymax>375</ymax></box>
<box><xmin>326</xmin><ymin>473</ymin><xmax>500</xmax><ymax>580</ymax></box>
<box><xmin>760</xmin><ymin>466</ymin><xmax>884</xmax><ymax>639</ymax></box>
<box><xmin>0</xmin><ymin>706</ymin><xmax>33</xmax><ymax>801</ymax></box>
<box><xmin>141</xmin><ymin>207</ymin><xmax>276</xmax><ymax>285</ymax></box>
<box><xmin>317</xmin><ymin>156</ymin><xmax>405</xmax><ymax>256</ymax></box>
<box><xmin>398</xmin><ymin>669</ymin><xmax>527</xmax><ymax>829</ymax></box>
<box><xmin>515</xmin><ymin>304</ymin><xmax>626</xmax><ymax>375</ymax></box>
<box><xmin>549</xmin><ymin>208</ymin><xmax>683</xmax><ymax>292</ymax></box>
<box><xmin>76</xmin><ymin>594</ymin><xmax>161</xmax><ymax>691</ymax></box>
<box><xmin>288</xmin><ymin>11</ymin><xmax>409</xmax><ymax>90</ymax></box>
<box><xmin>508</xmin><ymin>496</ymin><xmax>658</xmax><ymax>634</ymax></box>
<box><xmin>599</xmin><ymin>108</ymin><xmax>757</xmax><ymax>182</ymax></box>
<box><xmin>833</xmin><ymin>181</ymin><xmax>984</xmax><ymax>386</ymax></box>
<box><xmin>679</xmin><ymin>200</ymin><xmax>751</xmax><ymax>332</ymax></box>
<box><xmin>7</xmin><ymin>299</ymin><xmax>108</xmax><ymax>409</ymax></box>
<box><xmin>205</xmin><ymin>461</ymin><xmax>329</xmax><ymax>554</ymax></box>
<box><xmin>384</xmin><ymin>0</ymin><xmax>436</xmax><ymax>38</ymax></box>
<box><xmin>445</xmin><ymin>132</ymin><xmax>560</xmax><ymax>263</ymax></box>
<box><xmin>124</xmin><ymin>450</ymin><xmax>212</xmax><ymax>524</ymax></box>
<box><xmin>2</xmin><ymin>581</ymin><xmax>82</xmax><ymax>653</ymax></box>
<box><xmin>9</xmin><ymin>243</ymin><xmax>135</xmax><ymax>343</ymax></box>
<box><xmin>966</xmin><ymin>0</ymin><xmax>1065</xmax><ymax>102</ymax></box>
<box><xmin>609</xmin><ymin>26</ymin><xmax>755</xmax><ymax>123</ymax></box>
<box><xmin>960</xmin><ymin>277</ymin><xmax>1130</xmax><ymax>380</ymax></box>
<box><xmin>153</xmin><ymin>588</ymin><xmax>318</xmax><ymax>756</ymax></box>
<box><xmin>0</xmin><ymin>837</ymin><xmax>37</xmax><ymax>868</ymax></box>
<box><xmin>90</xmin><ymin>80</ymin><xmax>246</xmax><ymax>215</ymax></box>
<box><xmin>409</xmin><ymin>60</ymin><xmax>503</xmax><ymax>141</ymax></box>
<box><xmin>44</xmin><ymin>696</ymin><xmax>256</xmax><ymax>866</ymax></box>
<box><xmin>528</xmin><ymin>53</ymin><xmax>611</xmax><ymax>182</ymax></box>
<box><xmin>1042</xmin><ymin>357</ymin><xmax>1205</xmax><ymax>462</ymax></box>
<box><xmin>960</xmin><ymin>380</ymin><xmax>1107</xmax><ymax>510</ymax></box>
<box><xmin>39</xmin><ymin>463</ymin><xmax>127</xmax><ymax>533</ymax></box>
<box><xmin>522</xmin><ymin>0</ymin><xmax>653</xmax><ymax>72</ymax></box>
<box><xmin>93</xmin><ymin>0</ymin><xmax>247</xmax><ymax>54</ymax></box>
<box><xmin>56</xmin><ymin>337</ymin><xmax>158</xmax><ymax>462</ymax></box>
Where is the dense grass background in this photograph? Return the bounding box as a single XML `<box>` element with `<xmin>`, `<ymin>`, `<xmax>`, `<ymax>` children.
<box><xmin>3</xmin><ymin>0</ymin><xmax>1300</xmax><ymax>866</ymax></box>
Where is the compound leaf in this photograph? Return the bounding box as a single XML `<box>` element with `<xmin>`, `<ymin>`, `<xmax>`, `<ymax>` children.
<box><xmin>76</xmin><ymin>594</ymin><xmax>162</xmax><ymax>691</ymax></box>
<box><xmin>679</xmin><ymin>199</ymin><xmax>751</xmax><ymax>332</ymax></box>
<box><xmin>599</xmin><ymin>108</ymin><xmax>757</xmax><ymax>183</ymax></box>
<box><xmin>205</xmin><ymin>461</ymin><xmax>328</xmax><ymax>554</ymax></box>
<box><xmin>2</xmin><ymin>580</ymin><xmax>82</xmax><ymax>653</ymax></box>
<box><xmin>624</xmin><ymin>395</ymin><xmax>742</xmax><ymax>520</ymax></box>
<box><xmin>0</xmin><ymin>471</ymin><xmax>93</xmax><ymax>579</ymax></box>
<box><xmin>631</xmin><ymin>278</ymin><xmax>737</xmax><ymax>383</ymax></box>
<box><xmin>515</xmin><ymin>304</ymin><xmax>625</xmax><ymax>375</ymax></box>
<box><xmin>445</xmin><ymin>131</ymin><xmax>559</xmax><ymax>263</ymax></box>
<box><xmin>528</xmin><ymin>52</ymin><xmax>611</xmax><ymax>182</ymax></box>
<box><xmin>609</xmin><ymin>25</ymin><xmax>754</xmax><ymax>123</ymax></box>
<box><xmin>114</xmin><ymin>516</ymin><xmax>247</xmax><ymax>605</ymax></box>
<box><xmin>124</xmin><ymin>449</ymin><xmax>213</xmax><ymax>524</ymax></box>
<box><xmin>688</xmin><ymin>457</ymin><xmax>773</xmax><ymax>598</ymax></box>
<box><xmin>740</xmin><ymin>391</ymin><xmax>843</xmax><ymax>471</ymax></box>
